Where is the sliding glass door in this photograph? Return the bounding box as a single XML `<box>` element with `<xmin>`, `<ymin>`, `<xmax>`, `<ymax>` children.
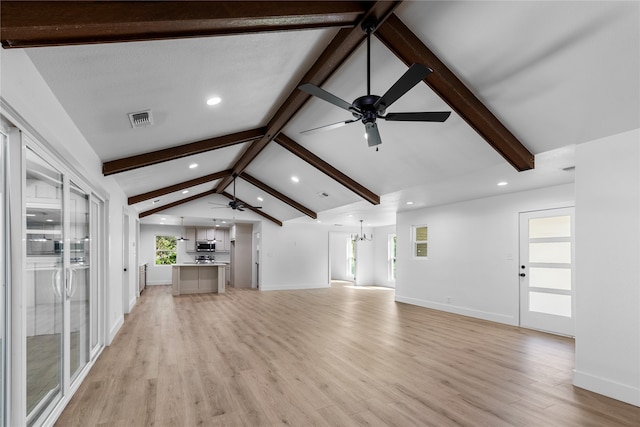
<box><xmin>25</xmin><ymin>148</ymin><xmax>65</xmax><ymax>423</ymax></box>
<box><xmin>24</xmin><ymin>146</ymin><xmax>100</xmax><ymax>426</ymax></box>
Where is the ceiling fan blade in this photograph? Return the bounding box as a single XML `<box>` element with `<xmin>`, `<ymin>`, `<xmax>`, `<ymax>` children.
<box><xmin>207</xmin><ymin>202</ymin><xmax>229</xmax><ymax>206</ymax></box>
<box><xmin>298</xmin><ymin>83</ymin><xmax>354</xmax><ymax>112</ymax></box>
<box><xmin>374</xmin><ymin>63</ymin><xmax>432</xmax><ymax>112</ymax></box>
<box><xmin>237</xmin><ymin>207</ymin><xmax>245</xmax><ymax>212</ymax></box>
<box><xmin>383</xmin><ymin>111</ymin><xmax>451</xmax><ymax>122</ymax></box>
<box><xmin>300</xmin><ymin>119</ymin><xmax>359</xmax><ymax>135</ymax></box>
<box><xmin>365</xmin><ymin>123</ymin><xmax>382</xmax><ymax>147</ymax></box>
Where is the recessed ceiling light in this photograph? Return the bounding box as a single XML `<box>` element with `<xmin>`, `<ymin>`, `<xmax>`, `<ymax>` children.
<box><xmin>291</xmin><ymin>176</ymin><xmax>299</xmax><ymax>183</ymax></box>
<box><xmin>347</xmin><ymin>214</ymin><xmax>353</xmax><ymax>217</ymax></box>
<box><xmin>189</xmin><ymin>163</ymin><xmax>198</xmax><ymax>169</ymax></box>
<box><xmin>161</xmin><ymin>217</ymin><xmax>166</xmax><ymax>220</ymax></box>
<box><xmin>221</xmin><ymin>221</ymin><xmax>226</xmax><ymax>224</ymax></box>
<box><xmin>406</xmin><ymin>201</ymin><xmax>414</xmax><ymax>205</ymax></box>
<box><xmin>206</xmin><ymin>96</ymin><xmax>222</xmax><ymax>106</ymax></box>
<box><xmin>45</xmin><ymin>219</ymin><xmax>53</xmax><ymax>222</ymax></box>
<box><xmin>497</xmin><ymin>181</ymin><xmax>508</xmax><ymax>186</ymax></box>
<box><xmin>257</xmin><ymin>196</ymin><xmax>264</xmax><ymax>202</ymax></box>
<box><xmin>215</xmin><ymin>224</ymin><xmax>220</xmax><ymax>227</ymax></box>
<box><xmin>182</xmin><ymin>190</ymin><xmax>189</xmax><ymax>194</ymax></box>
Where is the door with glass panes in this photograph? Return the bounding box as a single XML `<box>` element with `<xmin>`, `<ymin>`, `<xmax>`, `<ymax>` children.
<box><xmin>24</xmin><ymin>145</ymin><xmax>99</xmax><ymax>425</ymax></box>
<box><xmin>519</xmin><ymin>207</ymin><xmax>575</xmax><ymax>336</ymax></box>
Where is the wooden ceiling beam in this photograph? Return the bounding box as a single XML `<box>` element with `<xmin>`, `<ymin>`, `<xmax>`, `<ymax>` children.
<box><xmin>275</xmin><ymin>134</ymin><xmax>380</xmax><ymax>205</ymax></box>
<box><xmin>102</xmin><ymin>128</ymin><xmax>264</xmax><ymax>176</ymax></box>
<box><xmin>240</xmin><ymin>172</ymin><xmax>317</xmax><ymax>219</ymax></box>
<box><xmin>375</xmin><ymin>14</ymin><xmax>534</xmax><ymax>171</ymax></box>
<box><xmin>1</xmin><ymin>1</ymin><xmax>370</xmax><ymax>48</ymax></box>
<box><xmin>216</xmin><ymin>0</ymin><xmax>401</xmax><ymax>193</ymax></box>
<box><xmin>221</xmin><ymin>192</ymin><xmax>283</xmax><ymax>227</ymax></box>
<box><xmin>138</xmin><ymin>189</ymin><xmax>216</xmax><ymax>218</ymax></box>
<box><xmin>128</xmin><ymin>170</ymin><xmax>231</xmax><ymax>205</ymax></box>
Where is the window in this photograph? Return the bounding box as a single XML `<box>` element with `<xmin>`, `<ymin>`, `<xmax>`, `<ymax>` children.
<box><xmin>155</xmin><ymin>235</ymin><xmax>177</xmax><ymax>265</ymax></box>
<box><xmin>388</xmin><ymin>234</ymin><xmax>397</xmax><ymax>281</ymax></box>
<box><xmin>346</xmin><ymin>237</ymin><xmax>356</xmax><ymax>278</ymax></box>
<box><xmin>413</xmin><ymin>225</ymin><xmax>428</xmax><ymax>258</ymax></box>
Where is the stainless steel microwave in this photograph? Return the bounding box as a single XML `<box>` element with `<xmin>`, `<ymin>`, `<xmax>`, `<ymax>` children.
<box><xmin>196</xmin><ymin>241</ymin><xmax>216</xmax><ymax>252</ymax></box>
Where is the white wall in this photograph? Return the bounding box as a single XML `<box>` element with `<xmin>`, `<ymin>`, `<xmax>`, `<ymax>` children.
<box><xmin>573</xmin><ymin>129</ymin><xmax>640</xmax><ymax>406</ymax></box>
<box><xmin>372</xmin><ymin>225</ymin><xmax>396</xmax><ymax>288</ymax></box>
<box><xmin>396</xmin><ymin>183</ymin><xmax>574</xmax><ymax>325</ymax></box>
<box><xmin>1</xmin><ymin>48</ymin><xmax>134</xmax><ymax>344</ymax></box>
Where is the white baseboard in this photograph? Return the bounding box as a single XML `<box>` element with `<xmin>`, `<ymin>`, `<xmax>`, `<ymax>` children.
<box><xmin>107</xmin><ymin>315</ymin><xmax>124</xmax><ymax>346</ymax></box>
<box><xmin>260</xmin><ymin>283</ymin><xmax>331</xmax><ymax>291</ymax></box>
<box><xmin>128</xmin><ymin>295</ymin><xmax>137</xmax><ymax>312</ymax></box>
<box><xmin>394</xmin><ymin>295</ymin><xmax>517</xmax><ymax>326</ymax></box>
<box><xmin>573</xmin><ymin>369</ymin><xmax>640</xmax><ymax>407</ymax></box>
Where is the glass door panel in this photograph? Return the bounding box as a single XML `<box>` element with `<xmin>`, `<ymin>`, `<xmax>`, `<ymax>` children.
<box><xmin>1</xmin><ymin>130</ymin><xmax>6</xmax><ymax>424</ymax></box>
<box><xmin>519</xmin><ymin>208</ymin><xmax>575</xmax><ymax>336</ymax></box>
<box><xmin>69</xmin><ymin>182</ymin><xmax>90</xmax><ymax>381</ymax></box>
<box><xmin>25</xmin><ymin>148</ymin><xmax>64</xmax><ymax>422</ymax></box>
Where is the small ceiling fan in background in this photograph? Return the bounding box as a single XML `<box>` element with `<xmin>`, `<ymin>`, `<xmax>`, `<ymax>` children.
<box><xmin>299</xmin><ymin>20</ymin><xmax>451</xmax><ymax>148</ymax></box>
<box><xmin>209</xmin><ymin>175</ymin><xmax>261</xmax><ymax>212</ymax></box>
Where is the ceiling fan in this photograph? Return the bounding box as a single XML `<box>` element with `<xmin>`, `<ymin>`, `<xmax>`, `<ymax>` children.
<box><xmin>298</xmin><ymin>21</ymin><xmax>451</xmax><ymax>147</ymax></box>
<box><xmin>209</xmin><ymin>175</ymin><xmax>261</xmax><ymax>212</ymax></box>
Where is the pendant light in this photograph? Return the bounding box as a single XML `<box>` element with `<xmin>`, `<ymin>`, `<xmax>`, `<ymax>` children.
<box><xmin>210</xmin><ymin>219</ymin><xmax>217</xmax><ymax>243</ymax></box>
<box><xmin>352</xmin><ymin>219</ymin><xmax>373</xmax><ymax>242</ymax></box>
<box><xmin>177</xmin><ymin>217</ymin><xmax>189</xmax><ymax>241</ymax></box>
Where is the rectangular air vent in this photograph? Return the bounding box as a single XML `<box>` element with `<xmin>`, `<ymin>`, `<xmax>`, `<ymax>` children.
<box><xmin>128</xmin><ymin>110</ymin><xmax>153</xmax><ymax>128</ymax></box>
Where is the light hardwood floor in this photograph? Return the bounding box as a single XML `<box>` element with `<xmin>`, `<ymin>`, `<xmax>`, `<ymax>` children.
<box><xmin>56</xmin><ymin>283</ymin><xmax>640</xmax><ymax>426</ymax></box>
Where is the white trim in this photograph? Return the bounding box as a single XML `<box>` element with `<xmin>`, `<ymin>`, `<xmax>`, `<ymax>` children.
<box><xmin>260</xmin><ymin>283</ymin><xmax>331</xmax><ymax>291</ymax></box>
<box><xmin>573</xmin><ymin>369</ymin><xmax>640</xmax><ymax>407</ymax></box>
<box><xmin>107</xmin><ymin>315</ymin><xmax>124</xmax><ymax>346</ymax></box>
<box><xmin>394</xmin><ymin>295</ymin><xmax>517</xmax><ymax>325</ymax></box>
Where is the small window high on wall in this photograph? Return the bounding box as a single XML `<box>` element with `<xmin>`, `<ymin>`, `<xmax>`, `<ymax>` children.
<box><xmin>155</xmin><ymin>235</ymin><xmax>177</xmax><ymax>265</ymax></box>
<box><xmin>413</xmin><ymin>225</ymin><xmax>428</xmax><ymax>258</ymax></box>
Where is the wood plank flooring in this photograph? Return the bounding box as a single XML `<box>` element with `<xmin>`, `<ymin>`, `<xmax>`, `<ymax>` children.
<box><xmin>55</xmin><ymin>283</ymin><xmax>640</xmax><ymax>426</ymax></box>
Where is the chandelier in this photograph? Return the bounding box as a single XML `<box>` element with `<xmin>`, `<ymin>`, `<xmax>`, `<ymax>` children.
<box><xmin>352</xmin><ymin>219</ymin><xmax>373</xmax><ymax>242</ymax></box>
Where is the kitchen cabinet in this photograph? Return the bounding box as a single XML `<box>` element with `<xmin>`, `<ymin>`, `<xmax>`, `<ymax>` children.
<box><xmin>196</xmin><ymin>227</ymin><xmax>216</xmax><ymax>241</ymax></box>
<box><xmin>185</xmin><ymin>227</ymin><xmax>196</xmax><ymax>252</ymax></box>
<box><xmin>171</xmin><ymin>264</ymin><xmax>225</xmax><ymax>295</ymax></box>
<box><xmin>216</xmin><ymin>229</ymin><xmax>229</xmax><ymax>251</ymax></box>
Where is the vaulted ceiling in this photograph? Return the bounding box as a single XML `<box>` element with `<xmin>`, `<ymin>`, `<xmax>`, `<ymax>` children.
<box><xmin>2</xmin><ymin>1</ymin><xmax>638</xmax><ymax>227</ymax></box>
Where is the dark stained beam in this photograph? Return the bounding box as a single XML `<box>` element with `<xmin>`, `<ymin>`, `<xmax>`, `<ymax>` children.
<box><xmin>240</xmin><ymin>172</ymin><xmax>317</xmax><ymax>219</ymax></box>
<box><xmin>221</xmin><ymin>192</ymin><xmax>283</xmax><ymax>226</ymax></box>
<box><xmin>138</xmin><ymin>189</ymin><xmax>216</xmax><ymax>218</ymax></box>
<box><xmin>1</xmin><ymin>1</ymin><xmax>370</xmax><ymax>48</ymax></box>
<box><xmin>128</xmin><ymin>170</ymin><xmax>231</xmax><ymax>205</ymax></box>
<box><xmin>102</xmin><ymin>128</ymin><xmax>264</xmax><ymax>176</ymax></box>
<box><xmin>275</xmin><ymin>134</ymin><xmax>380</xmax><ymax>205</ymax></box>
<box><xmin>375</xmin><ymin>14</ymin><xmax>534</xmax><ymax>171</ymax></box>
<box><xmin>215</xmin><ymin>1</ymin><xmax>402</xmax><ymax>193</ymax></box>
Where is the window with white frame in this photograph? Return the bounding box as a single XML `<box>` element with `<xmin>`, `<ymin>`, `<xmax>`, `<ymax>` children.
<box><xmin>155</xmin><ymin>235</ymin><xmax>177</xmax><ymax>265</ymax></box>
<box><xmin>388</xmin><ymin>234</ymin><xmax>397</xmax><ymax>281</ymax></box>
<box><xmin>413</xmin><ymin>225</ymin><xmax>428</xmax><ymax>258</ymax></box>
<box><xmin>346</xmin><ymin>237</ymin><xmax>356</xmax><ymax>278</ymax></box>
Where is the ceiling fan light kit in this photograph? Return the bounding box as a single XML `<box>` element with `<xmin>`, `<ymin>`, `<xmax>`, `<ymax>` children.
<box><xmin>299</xmin><ymin>20</ymin><xmax>451</xmax><ymax>148</ymax></box>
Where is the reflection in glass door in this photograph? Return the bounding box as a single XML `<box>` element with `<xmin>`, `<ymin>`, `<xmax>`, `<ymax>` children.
<box><xmin>1</xmin><ymin>130</ymin><xmax>7</xmax><ymax>425</ymax></box>
<box><xmin>25</xmin><ymin>148</ymin><xmax>64</xmax><ymax>423</ymax></box>
<box><xmin>519</xmin><ymin>207</ymin><xmax>575</xmax><ymax>336</ymax></box>
<box><xmin>69</xmin><ymin>182</ymin><xmax>90</xmax><ymax>382</ymax></box>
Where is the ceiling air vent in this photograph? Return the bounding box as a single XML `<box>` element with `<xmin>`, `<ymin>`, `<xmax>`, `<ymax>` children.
<box><xmin>128</xmin><ymin>110</ymin><xmax>153</xmax><ymax>128</ymax></box>
<box><xmin>562</xmin><ymin>166</ymin><xmax>576</xmax><ymax>172</ymax></box>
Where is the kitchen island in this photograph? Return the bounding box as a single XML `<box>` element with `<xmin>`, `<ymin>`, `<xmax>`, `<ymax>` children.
<box><xmin>171</xmin><ymin>263</ymin><xmax>226</xmax><ymax>296</ymax></box>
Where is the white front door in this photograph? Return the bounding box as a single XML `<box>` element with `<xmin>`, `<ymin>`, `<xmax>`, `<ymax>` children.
<box><xmin>519</xmin><ymin>207</ymin><xmax>575</xmax><ymax>336</ymax></box>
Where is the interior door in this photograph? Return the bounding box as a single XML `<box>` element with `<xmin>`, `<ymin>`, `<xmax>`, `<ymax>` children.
<box><xmin>519</xmin><ymin>207</ymin><xmax>575</xmax><ymax>336</ymax></box>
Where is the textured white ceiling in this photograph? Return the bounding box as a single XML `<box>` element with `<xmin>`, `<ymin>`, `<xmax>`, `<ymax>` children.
<box><xmin>23</xmin><ymin>1</ymin><xmax>639</xmax><ymax>228</ymax></box>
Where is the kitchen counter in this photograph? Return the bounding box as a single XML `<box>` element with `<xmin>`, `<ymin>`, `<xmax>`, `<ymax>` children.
<box><xmin>172</xmin><ymin>264</ymin><xmax>225</xmax><ymax>295</ymax></box>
